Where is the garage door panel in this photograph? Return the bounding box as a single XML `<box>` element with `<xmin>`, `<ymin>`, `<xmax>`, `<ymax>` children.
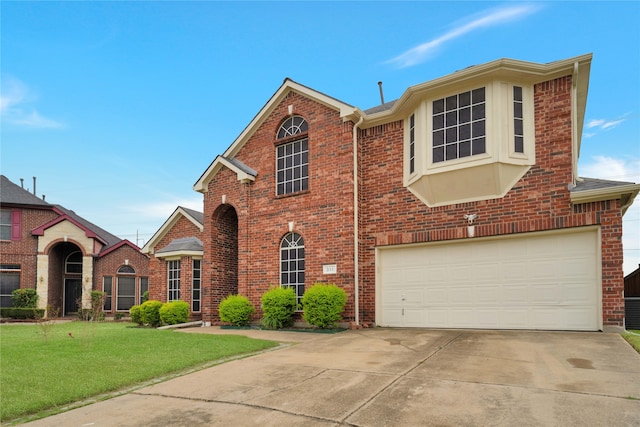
<box><xmin>378</xmin><ymin>230</ymin><xmax>599</xmax><ymax>331</ymax></box>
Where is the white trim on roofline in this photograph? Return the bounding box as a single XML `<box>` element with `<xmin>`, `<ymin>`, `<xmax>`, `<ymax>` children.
<box><xmin>140</xmin><ymin>206</ymin><xmax>204</xmax><ymax>255</ymax></box>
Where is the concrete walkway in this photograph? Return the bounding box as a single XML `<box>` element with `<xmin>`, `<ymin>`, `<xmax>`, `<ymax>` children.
<box><xmin>20</xmin><ymin>327</ymin><xmax>640</xmax><ymax>426</ymax></box>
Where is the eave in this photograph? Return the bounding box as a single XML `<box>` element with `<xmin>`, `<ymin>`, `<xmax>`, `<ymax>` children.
<box><xmin>141</xmin><ymin>206</ymin><xmax>204</xmax><ymax>255</ymax></box>
<box><xmin>570</xmin><ymin>183</ymin><xmax>640</xmax><ymax>216</ymax></box>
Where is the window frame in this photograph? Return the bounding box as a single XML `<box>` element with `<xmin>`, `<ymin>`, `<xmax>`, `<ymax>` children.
<box><xmin>167</xmin><ymin>260</ymin><xmax>181</xmax><ymax>302</ymax></box>
<box><xmin>115</xmin><ymin>265</ymin><xmax>136</xmax><ymax>312</ymax></box>
<box><xmin>275</xmin><ymin>115</ymin><xmax>309</xmax><ymax>196</ymax></box>
<box><xmin>0</xmin><ymin>264</ymin><xmax>21</xmax><ymax>308</ymax></box>
<box><xmin>65</xmin><ymin>251</ymin><xmax>83</xmax><ymax>275</ymax></box>
<box><xmin>192</xmin><ymin>259</ymin><xmax>201</xmax><ymax>312</ymax></box>
<box><xmin>103</xmin><ymin>276</ymin><xmax>113</xmax><ymax>311</ymax></box>
<box><xmin>280</xmin><ymin>232</ymin><xmax>305</xmax><ymax>309</ymax></box>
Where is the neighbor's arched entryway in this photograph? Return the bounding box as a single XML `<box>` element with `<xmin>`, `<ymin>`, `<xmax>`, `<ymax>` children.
<box><xmin>47</xmin><ymin>242</ymin><xmax>84</xmax><ymax>317</ymax></box>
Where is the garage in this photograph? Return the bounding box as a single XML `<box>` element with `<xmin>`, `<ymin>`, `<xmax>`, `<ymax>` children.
<box><xmin>376</xmin><ymin>228</ymin><xmax>601</xmax><ymax>331</ymax></box>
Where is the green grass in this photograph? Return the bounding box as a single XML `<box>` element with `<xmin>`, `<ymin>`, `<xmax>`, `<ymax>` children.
<box><xmin>0</xmin><ymin>322</ymin><xmax>278</xmax><ymax>423</ymax></box>
<box><xmin>622</xmin><ymin>330</ymin><xmax>640</xmax><ymax>354</ymax></box>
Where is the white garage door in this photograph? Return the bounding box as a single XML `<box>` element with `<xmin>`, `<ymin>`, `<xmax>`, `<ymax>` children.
<box><xmin>377</xmin><ymin>229</ymin><xmax>600</xmax><ymax>331</ymax></box>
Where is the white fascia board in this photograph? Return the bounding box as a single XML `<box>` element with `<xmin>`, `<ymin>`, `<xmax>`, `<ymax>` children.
<box><xmin>570</xmin><ymin>183</ymin><xmax>640</xmax><ymax>215</ymax></box>
<box><xmin>154</xmin><ymin>250</ymin><xmax>203</xmax><ymax>260</ymax></box>
<box><xmin>362</xmin><ymin>54</ymin><xmax>592</xmax><ymax>128</ymax></box>
<box><xmin>140</xmin><ymin>207</ymin><xmax>203</xmax><ymax>254</ymax></box>
<box><xmin>193</xmin><ymin>156</ymin><xmax>256</xmax><ymax>192</ymax></box>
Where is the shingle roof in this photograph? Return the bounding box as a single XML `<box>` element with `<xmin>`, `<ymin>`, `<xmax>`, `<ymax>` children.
<box><xmin>53</xmin><ymin>204</ymin><xmax>123</xmax><ymax>251</ymax></box>
<box><xmin>571</xmin><ymin>177</ymin><xmax>637</xmax><ymax>192</ymax></box>
<box><xmin>363</xmin><ymin>100</ymin><xmax>397</xmax><ymax>115</ymax></box>
<box><xmin>0</xmin><ymin>175</ymin><xmax>51</xmax><ymax>207</ymax></box>
<box><xmin>179</xmin><ymin>206</ymin><xmax>204</xmax><ymax>225</ymax></box>
<box><xmin>156</xmin><ymin>236</ymin><xmax>203</xmax><ymax>254</ymax></box>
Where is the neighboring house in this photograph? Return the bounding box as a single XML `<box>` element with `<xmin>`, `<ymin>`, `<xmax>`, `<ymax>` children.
<box><xmin>141</xmin><ymin>206</ymin><xmax>204</xmax><ymax>319</ymax></box>
<box><xmin>625</xmin><ymin>265</ymin><xmax>640</xmax><ymax>329</ymax></box>
<box><xmin>0</xmin><ymin>175</ymin><xmax>149</xmax><ymax>316</ymax></box>
<box><xmin>151</xmin><ymin>53</ymin><xmax>639</xmax><ymax>332</ymax></box>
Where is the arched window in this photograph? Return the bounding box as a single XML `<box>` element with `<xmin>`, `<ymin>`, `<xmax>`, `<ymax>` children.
<box><xmin>276</xmin><ymin>116</ymin><xmax>309</xmax><ymax>195</ymax></box>
<box><xmin>65</xmin><ymin>251</ymin><xmax>83</xmax><ymax>274</ymax></box>
<box><xmin>280</xmin><ymin>232</ymin><xmax>305</xmax><ymax>308</ymax></box>
<box><xmin>116</xmin><ymin>265</ymin><xmax>136</xmax><ymax>311</ymax></box>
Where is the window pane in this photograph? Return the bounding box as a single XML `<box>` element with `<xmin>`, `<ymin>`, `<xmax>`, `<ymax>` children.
<box><xmin>459</xmin><ymin>140</ymin><xmax>471</xmax><ymax>158</ymax></box>
<box><xmin>445</xmin><ymin>95</ymin><xmax>457</xmax><ymax>110</ymax></box>
<box><xmin>472</xmin><ymin>87</ymin><xmax>485</xmax><ymax>103</ymax></box>
<box><xmin>433</xmin><ymin>114</ymin><xmax>444</xmax><ymax>130</ymax></box>
<box><xmin>472</xmin><ymin>120</ymin><xmax>485</xmax><ymax>137</ymax></box>
<box><xmin>459</xmin><ymin>107</ymin><xmax>471</xmax><ymax>123</ymax></box>
<box><xmin>433</xmin><ymin>99</ymin><xmax>444</xmax><ymax>114</ymax></box>
<box><xmin>513</xmin><ymin>86</ymin><xmax>523</xmax><ymax>101</ymax></box>
<box><xmin>459</xmin><ymin>124</ymin><xmax>471</xmax><ymax>140</ymax></box>
<box><xmin>515</xmin><ymin>136</ymin><xmax>524</xmax><ymax>153</ymax></box>
<box><xmin>433</xmin><ymin>130</ymin><xmax>444</xmax><ymax>146</ymax></box>
<box><xmin>472</xmin><ymin>103</ymin><xmax>485</xmax><ymax>121</ymax></box>
<box><xmin>472</xmin><ymin>137</ymin><xmax>486</xmax><ymax>155</ymax></box>
<box><xmin>433</xmin><ymin>147</ymin><xmax>444</xmax><ymax>163</ymax></box>
<box><xmin>514</xmin><ymin>102</ymin><xmax>523</xmax><ymax>118</ymax></box>
<box><xmin>446</xmin><ymin>111</ymin><xmax>457</xmax><ymax>127</ymax></box>
<box><xmin>446</xmin><ymin>144</ymin><xmax>457</xmax><ymax>160</ymax></box>
<box><xmin>514</xmin><ymin>119</ymin><xmax>523</xmax><ymax>136</ymax></box>
<box><xmin>459</xmin><ymin>91</ymin><xmax>471</xmax><ymax>107</ymax></box>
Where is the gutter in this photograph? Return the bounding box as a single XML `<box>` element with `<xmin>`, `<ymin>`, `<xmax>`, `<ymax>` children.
<box><xmin>570</xmin><ymin>183</ymin><xmax>640</xmax><ymax>216</ymax></box>
<box><xmin>352</xmin><ymin>113</ymin><xmax>365</xmax><ymax>326</ymax></box>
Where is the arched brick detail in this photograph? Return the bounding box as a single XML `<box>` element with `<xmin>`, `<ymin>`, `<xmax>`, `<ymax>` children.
<box><xmin>209</xmin><ymin>204</ymin><xmax>239</xmax><ymax>320</ymax></box>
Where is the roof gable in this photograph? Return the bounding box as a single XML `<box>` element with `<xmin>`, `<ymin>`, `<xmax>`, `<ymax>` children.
<box><xmin>141</xmin><ymin>206</ymin><xmax>204</xmax><ymax>254</ymax></box>
<box><xmin>193</xmin><ymin>78</ymin><xmax>356</xmax><ymax>193</ymax></box>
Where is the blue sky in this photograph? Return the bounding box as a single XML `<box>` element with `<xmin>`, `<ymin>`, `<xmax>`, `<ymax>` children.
<box><xmin>1</xmin><ymin>1</ymin><xmax>639</xmax><ymax>274</ymax></box>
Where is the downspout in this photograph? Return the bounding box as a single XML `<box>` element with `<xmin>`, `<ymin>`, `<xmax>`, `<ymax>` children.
<box><xmin>352</xmin><ymin>114</ymin><xmax>364</xmax><ymax>326</ymax></box>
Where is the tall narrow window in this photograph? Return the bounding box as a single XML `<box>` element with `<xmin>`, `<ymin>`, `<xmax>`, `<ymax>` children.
<box><xmin>139</xmin><ymin>277</ymin><xmax>148</xmax><ymax>303</ymax></box>
<box><xmin>513</xmin><ymin>86</ymin><xmax>524</xmax><ymax>153</ymax></box>
<box><xmin>192</xmin><ymin>259</ymin><xmax>201</xmax><ymax>312</ymax></box>
<box><xmin>103</xmin><ymin>276</ymin><xmax>112</xmax><ymax>311</ymax></box>
<box><xmin>0</xmin><ymin>210</ymin><xmax>11</xmax><ymax>240</ymax></box>
<box><xmin>276</xmin><ymin>115</ymin><xmax>309</xmax><ymax>195</ymax></box>
<box><xmin>116</xmin><ymin>265</ymin><xmax>136</xmax><ymax>311</ymax></box>
<box><xmin>168</xmin><ymin>260</ymin><xmax>181</xmax><ymax>302</ymax></box>
<box><xmin>0</xmin><ymin>264</ymin><xmax>20</xmax><ymax>308</ymax></box>
<box><xmin>280</xmin><ymin>233</ymin><xmax>305</xmax><ymax>308</ymax></box>
<box><xmin>409</xmin><ymin>114</ymin><xmax>416</xmax><ymax>174</ymax></box>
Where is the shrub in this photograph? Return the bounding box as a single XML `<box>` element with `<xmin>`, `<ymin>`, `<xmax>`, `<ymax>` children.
<box><xmin>141</xmin><ymin>290</ymin><xmax>149</xmax><ymax>303</ymax></box>
<box><xmin>114</xmin><ymin>312</ymin><xmax>125</xmax><ymax>320</ymax></box>
<box><xmin>219</xmin><ymin>295</ymin><xmax>255</xmax><ymax>326</ymax></box>
<box><xmin>159</xmin><ymin>300</ymin><xmax>189</xmax><ymax>325</ymax></box>
<box><xmin>260</xmin><ymin>286</ymin><xmax>296</xmax><ymax>329</ymax></box>
<box><xmin>139</xmin><ymin>300</ymin><xmax>163</xmax><ymax>327</ymax></box>
<box><xmin>130</xmin><ymin>305</ymin><xmax>143</xmax><ymax>325</ymax></box>
<box><xmin>11</xmin><ymin>289</ymin><xmax>38</xmax><ymax>308</ymax></box>
<box><xmin>0</xmin><ymin>307</ymin><xmax>45</xmax><ymax>319</ymax></box>
<box><xmin>301</xmin><ymin>283</ymin><xmax>347</xmax><ymax>329</ymax></box>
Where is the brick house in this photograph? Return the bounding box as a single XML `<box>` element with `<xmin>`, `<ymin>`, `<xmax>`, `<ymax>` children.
<box><xmin>0</xmin><ymin>175</ymin><xmax>149</xmax><ymax>316</ymax></box>
<box><xmin>152</xmin><ymin>53</ymin><xmax>639</xmax><ymax>331</ymax></box>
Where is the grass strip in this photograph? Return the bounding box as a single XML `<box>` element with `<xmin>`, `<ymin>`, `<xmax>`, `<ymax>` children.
<box><xmin>0</xmin><ymin>322</ymin><xmax>277</xmax><ymax>422</ymax></box>
<box><xmin>622</xmin><ymin>329</ymin><xmax>640</xmax><ymax>354</ymax></box>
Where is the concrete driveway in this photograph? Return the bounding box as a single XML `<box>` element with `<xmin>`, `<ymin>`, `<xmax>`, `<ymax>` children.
<box><xmin>21</xmin><ymin>328</ymin><xmax>640</xmax><ymax>426</ymax></box>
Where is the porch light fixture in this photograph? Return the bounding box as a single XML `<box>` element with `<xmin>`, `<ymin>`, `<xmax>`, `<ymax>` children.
<box><xmin>464</xmin><ymin>214</ymin><xmax>478</xmax><ymax>238</ymax></box>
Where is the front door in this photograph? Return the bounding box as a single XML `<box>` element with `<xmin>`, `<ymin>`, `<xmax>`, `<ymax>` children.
<box><xmin>64</xmin><ymin>278</ymin><xmax>82</xmax><ymax>316</ymax></box>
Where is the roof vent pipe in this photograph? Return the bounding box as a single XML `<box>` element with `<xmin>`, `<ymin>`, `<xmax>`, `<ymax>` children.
<box><xmin>33</xmin><ymin>176</ymin><xmax>37</xmax><ymax>196</ymax></box>
<box><xmin>20</xmin><ymin>178</ymin><xmax>24</xmax><ymax>188</ymax></box>
<box><xmin>378</xmin><ymin>81</ymin><xmax>385</xmax><ymax>105</ymax></box>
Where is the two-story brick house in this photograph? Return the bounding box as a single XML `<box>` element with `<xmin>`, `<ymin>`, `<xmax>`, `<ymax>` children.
<box><xmin>149</xmin><ymin>53</ymin><xmax>639</xmax><ymax>331</ymax></box>
<box><xmin>0</xmin><ymin>175</ymin><xmax>149</xmax><ymax>317</ymax></box>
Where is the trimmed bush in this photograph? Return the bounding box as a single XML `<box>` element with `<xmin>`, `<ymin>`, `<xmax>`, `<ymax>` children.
<box><xmin>141</xmin><ymin>290</ymin><xmax>149</xmax><ymax>303</ymax></box>
<box><xmin>140</xmin><ymin>300</ymin><xmax>163</xmax><ymax>327</ymax></box>
<box><xmin>260</xmin><ymin>286</ymin><xmax>296</xmax><ymax>329</ymax></box>
<box><xmin>129</xmin><ymin>305</ymin><xmax>143</xmax><ymax>325</ymax></box>
<box><xmin>12</xmin><ymin>289</ymin><xmax>38</xmax><ymax>308</ymax></box>
<box><xmin>301</xmin><ymin>283</ymin><xmax>347</xmax><ymax>329</ymax></box>
<box><xmin>219</xmin><ymin>295</ymin><xmax>255</xmax><ymax>326</ymax></box>
<box><xmin>159</xmin><ymin>300</ymin><xmax>189</xmax><ymax>325</ymax></box>
<box><xmin>0</xmin><ymin>307</ymin><xmax>45</xmax><ymax>319</ymax></box>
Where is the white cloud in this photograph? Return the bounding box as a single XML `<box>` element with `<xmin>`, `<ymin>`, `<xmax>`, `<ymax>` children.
<box><xmin>0</xmin><ymin>76</ymin><xmax>65</xmax><ymax>129</ymax></box>
<box><xmin>586</xmin><ymin>115</ymin><xmax>628</xmax><ymax>132</ymax></box>
<box><xmin>579</xmin><ymin>156</ymin><xmax>640</xmax><ymax>275</ymax></box>
<box><xmin>385</xmin><ymin>4</ymin><xmax>540</xmax><ymax>68</ymax></box>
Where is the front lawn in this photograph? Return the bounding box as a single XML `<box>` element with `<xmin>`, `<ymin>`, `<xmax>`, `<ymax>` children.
<box><xmin>0</xmin><ymin>322</ymin><xmax>277</xmax><ymax>423</ymax></box>
<box><xmin>623</xmin><ymin>330</ymin><xmax>640</xmax><ymax>353</ymax></box>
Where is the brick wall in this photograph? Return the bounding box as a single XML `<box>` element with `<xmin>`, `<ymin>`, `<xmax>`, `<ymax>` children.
<box><xmin>147</xmin><ymin>215</ymin><xmax>202</xmax><ymax>318</ymax></box>
<box><xmin>203</xmin><ymin>91</ymin><xmax>356</xmax><ymax>322</ymax></box>
<box><xmin>0</xmin><ymin>207</ymin><xmax>57</xmax><ymax>291</ymax></box>
<box><xmin>358</xmin><ymin>75</ymin><xmax>626</xmax><ymax>327</ymax></box>
<box><xmin>95</xmin><ymin>245</ymin><xmax>150</xmax><ymax>314</ymax></box>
